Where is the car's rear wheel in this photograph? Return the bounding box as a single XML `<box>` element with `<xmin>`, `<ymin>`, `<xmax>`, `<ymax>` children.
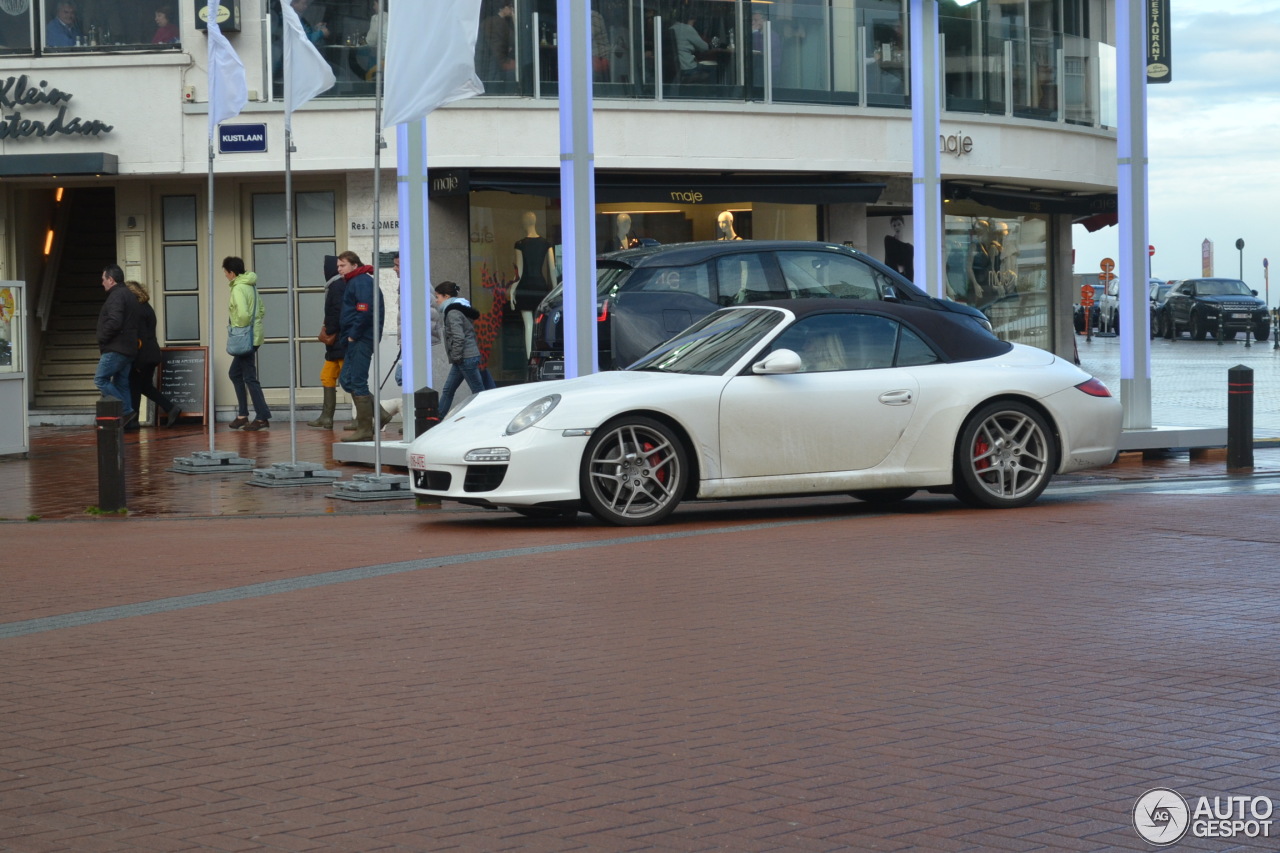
<box><xmin>953</xmin><ymin>401</ymin><xmax>1056</xmax><ymax>509</ymax></box>
<box><xmin>850</xmin><ymin>489</ymin><xmax>916</xmax><ymax>505</ymax></box>
<box><xmin>580</xmin><ymin>416</ymin><xmax>687</xmax><ymax>526</ymax></box>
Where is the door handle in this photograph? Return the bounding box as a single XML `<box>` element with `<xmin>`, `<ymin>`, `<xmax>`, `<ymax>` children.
<box><xmin>879</xmin><ymin>389</ymin><xmax>913</xmax><ymax>406</ymax></box>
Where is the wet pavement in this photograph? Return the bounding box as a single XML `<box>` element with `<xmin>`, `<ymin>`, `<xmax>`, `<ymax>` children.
<box><xmin>4</xmin><ymin>329</ymin><xmax>1280</xmax><ymax>522</ymax></box>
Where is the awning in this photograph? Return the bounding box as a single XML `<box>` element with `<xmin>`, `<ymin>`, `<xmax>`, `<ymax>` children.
<box><xmin>945</xmin><ymin>183</ymin><xmax>1116</xmax><ymax>217</ymax></box>
<box><xmin>0</xmin><ymin>153</ymin><xmax>119</xmax><ymax>177</ymax></box>
<box><xmin>432</xmin><ymin>169</ymin><xmax>886</xmax><ymax>206</ymax></box>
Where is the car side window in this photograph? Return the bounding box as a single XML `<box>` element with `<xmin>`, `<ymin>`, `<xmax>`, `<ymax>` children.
<box><xmin>770</xmin><ymin>314</ymin><xmax>902</xmax><ymax>372</ymax></box>
<box><xmin>778</xmin><ymin>252</ymin><xmax>882</xmax><ymax>300</ymax></box>
<box><xmin>896</xmin><ymin>326</ymin><xmax>940</xmax><ymax>366</ymax></box>
<box><xmin>632</xmin><ymin>265</ymin><xmax>713</xmax><ymax>301</ymax></box>
<box><xmin>716</xmin><ymin>253</ymin><xmax>775</xmax><ymax>305</ymax></box>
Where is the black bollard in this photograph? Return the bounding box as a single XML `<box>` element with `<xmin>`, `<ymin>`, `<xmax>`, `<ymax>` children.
<box><xmin>413</xmin><ymin>385</ymin><xmax>441</xmax><ymax>438</ymax></box>
<box><xmin>95</xmin><ymin>397</ymin><xmax>127</xmax><ymax>511</ymax></box>
<box><xmin>1227</xmin><ymin>365</ymin><xmax>1254</xmax><ymax>471</ymax></box>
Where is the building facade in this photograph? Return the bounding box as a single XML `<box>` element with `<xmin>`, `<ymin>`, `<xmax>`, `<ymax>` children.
<box><xmin>0</xmin><ymin>0</ymin><xmax>1118</xmax><ymax>419</ymax></box>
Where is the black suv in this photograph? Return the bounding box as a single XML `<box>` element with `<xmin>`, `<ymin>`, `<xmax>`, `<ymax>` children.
<box><xmin>1160</xmin><ymin>277</ymin><xmax>1270</xmax><ymax>341</ymax></box>
<box><xmin>528</xmin><ymin>240</ymin><xmax>992</xmax><ymax>379</ymax></box>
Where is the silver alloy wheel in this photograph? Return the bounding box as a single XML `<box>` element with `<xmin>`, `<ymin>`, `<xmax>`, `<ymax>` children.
<box><xmin>581</xmin><ymin>417</ymin><xmax>686</xmax><ymax>525</ymax></box>
<box><xmin>956</xmin><ymin>402</ymin><xmax>1054</xmax><ymax>508</ymax></box>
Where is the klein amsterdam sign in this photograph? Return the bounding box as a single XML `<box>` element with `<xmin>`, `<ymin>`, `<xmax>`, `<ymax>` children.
<box><xmin>0</xmin><ymin>75</ymin><xmax>113</xmax><ymax>140</ymax></box>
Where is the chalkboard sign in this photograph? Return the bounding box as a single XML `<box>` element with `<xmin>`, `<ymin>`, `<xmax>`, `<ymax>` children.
<box><xmin>157</xmin><ymin>346</ymin><xmax>209</xmax><ymax>424</ymax></box>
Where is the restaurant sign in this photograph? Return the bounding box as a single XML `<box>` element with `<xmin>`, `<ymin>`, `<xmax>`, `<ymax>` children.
<box><xmin>0</xmin><ymin>75</ymin><xmax>113</xmax><ymax>140</ymax></box>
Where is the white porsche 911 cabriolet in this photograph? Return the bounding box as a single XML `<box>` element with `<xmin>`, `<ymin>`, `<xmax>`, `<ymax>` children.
<box><xmin>409</xmin><ymin>300</ymin><xmax>1122</xmax><ymax>526</ymax></box>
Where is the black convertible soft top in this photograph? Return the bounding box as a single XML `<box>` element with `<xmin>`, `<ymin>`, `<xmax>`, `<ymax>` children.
<box><xmin>747</xmin><ymin>299</ymin><xmax>1015</xmax><ymax>363</ymax></box>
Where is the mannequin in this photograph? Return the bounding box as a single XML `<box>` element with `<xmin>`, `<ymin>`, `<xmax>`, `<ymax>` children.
<box><xmin>610</xmin><ymin>213</ymin><xmax>641</xmax><ymax>251</ymax></box>
<box><xmin>716</xmin><ymin>210</ymin><xmax>743</xmax><ymax>240</ymax></box>
<box><xmin>883</xmin><ymin>214</ymin><xmax>913</xmax><ymax>281</ymax></box>
<box><xmin>509</xmin><ymin>211</ymin><xmax>556</xmax><ymax>357</ymax></box>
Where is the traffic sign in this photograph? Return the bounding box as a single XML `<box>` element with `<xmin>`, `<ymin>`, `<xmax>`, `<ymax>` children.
<box><xmin>1080</xmin><ymin>285</ymin><xmax>1095</xmax><ymax>306</ymax></box>
<box><xmin>1149</xmin><ymin>244</ymin><xmax>1156</xmax><ymax>257</ymax></box>
<box><xmin>1100</xmin><ymin>257</ymin><xmax>1115</xmax><ymax>272</ymax></box>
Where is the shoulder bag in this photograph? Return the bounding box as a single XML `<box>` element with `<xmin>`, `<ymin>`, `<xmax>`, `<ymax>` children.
<box><xmin>226</xmin><ymin>286</ymin><xmax>260</xmax><ymax>356</ymax></box>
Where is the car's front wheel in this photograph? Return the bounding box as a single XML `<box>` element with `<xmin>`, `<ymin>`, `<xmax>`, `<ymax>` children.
<box><xmin>1256</xmin><ymin>322</ymin><xmax>1271</xmax><ymax>342</ymax></box>
<box><xmin>1190</xmin><ymin>312</ymin><xmax>1209</xmax><ymax>340</ymax></box>
<box><xmin>953</xmin><ymin>401</ymin><xmax>1056</xmax><ymax>509</ymax></box>
<box><xmin>580</xmin><ymin>416</ymin><xmax>687</xmax><ymax>526</ymax></box>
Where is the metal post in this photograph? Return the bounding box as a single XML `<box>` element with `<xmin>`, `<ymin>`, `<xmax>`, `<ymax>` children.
<box><xmin>95</xmin><ymin>397</ymin><xmax>126</xmax><ymax>511</ymax></box>
<box><xmin>1227</xmin><ymin>365</ymin><xmax>1253</xmax><ymax>471</ymax></box>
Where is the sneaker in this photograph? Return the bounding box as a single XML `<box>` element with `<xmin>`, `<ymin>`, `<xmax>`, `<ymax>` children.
<box><xmin>242</xmin><ymin>419</ymin><xmax>270</xmax><ymax>431</ymax></box>
<box><xmin>229</xmin><ymin>416</ymin><xmax>249</xmax><ymax>430</ymax></box>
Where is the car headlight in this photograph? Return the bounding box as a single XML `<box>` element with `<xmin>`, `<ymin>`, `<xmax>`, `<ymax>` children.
<box><xmin>506</xmin><ymin>394</ymin><xmax>560</xmax><ymax>435</ymax></box>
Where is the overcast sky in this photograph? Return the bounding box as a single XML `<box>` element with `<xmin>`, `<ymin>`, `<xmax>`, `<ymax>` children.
<box><xmin>1071</xmin><ymin>0</ymin><xmax>1280</xmax><ymax>301</ymax></box>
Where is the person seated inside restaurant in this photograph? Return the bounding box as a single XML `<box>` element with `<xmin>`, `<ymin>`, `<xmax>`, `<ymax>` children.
<box><xmin>46</xmin><ymin>1</ymin><xmax>83</xmax><ymax>47</ymax></box>
<box><xmin>151</xmin><ymin>4</ymin><xmax>178</xmax><ymax>44</ymax></box>
<box><xmin>669</xmin><ymin>14</ymin><xmax>711</xmax><ymax>84</ymax></box>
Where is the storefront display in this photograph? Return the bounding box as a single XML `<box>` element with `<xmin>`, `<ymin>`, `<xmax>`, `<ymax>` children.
<box><xmin>0</xmin><ymin>281</ymin><xmax>27</xmax><ymax>456</ymax></box>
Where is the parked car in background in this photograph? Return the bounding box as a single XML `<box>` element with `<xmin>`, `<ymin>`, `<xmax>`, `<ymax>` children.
<box><xmin>410</xmin><ymin>300</ymin><xmax>1123</xmax><ymax>525</ymax></box>
<box><xmin>1159</xmin><ymin>277</ymin><xmax>1270</xmax><ymax>341</ymax></box>
<box><xmin>528</xmin><ymin>241</ymin><xmax>993</xmax><ymax>381</ymax></box>
<box><xmin>1098</xmin><ymin>278</ymin><xmax>1120</xmax><ymax>334</ymax></box>
<box><xmin>1149</xmin><ymin>279</ymin><xmax>1174</xmax><ymax>338</ymax></box>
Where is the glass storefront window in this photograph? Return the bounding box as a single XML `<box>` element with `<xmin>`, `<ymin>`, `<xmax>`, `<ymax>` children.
<box><xmin>248</xmin><ymin>190</ymin><xmax>338</xmax><ymax>388</ymax></box>
<box><xmin>160</xmin><ymin>194</ymin><xmax>200</xmax><ymax>342</ymax></box>
<box><xmin>31</xmin><ymin>0</ymin><xmax>181</xmax><ymax>52</ymax></box>
<box><xmin>944</xmin><ymin>213</ymin><xmax>1050</xmax><ymax>350</ymax></box>
<box><xmin>0</xmin><ymin>285</ymin><xmax>22</xmax><ymax>373</ymax></box>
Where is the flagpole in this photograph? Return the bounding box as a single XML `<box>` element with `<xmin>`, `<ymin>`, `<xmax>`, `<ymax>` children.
<box><xmin>207</xmin><ymin>138</ymin><xmax>217</xmax><ymax>454</ymax></box>
<box><xmin>285</xmin><ymin>123</ymin><xmax>298</xmax><ymax>463</ymax></box>
<box><xmin>174</xmin><ymin>0</ymin><xmax>257</xmax><ymax>475</ymax></box>
<box><xmin>371</xmin><ymin>12</ymin><xmax>387</xmax><ymax>474</ymax></box>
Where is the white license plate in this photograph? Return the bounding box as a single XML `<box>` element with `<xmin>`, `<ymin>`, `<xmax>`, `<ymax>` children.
<box><xmin>1231</xmin><ymin>313</ymin><xmax>1249</xmax><ymax>319</ymax></box>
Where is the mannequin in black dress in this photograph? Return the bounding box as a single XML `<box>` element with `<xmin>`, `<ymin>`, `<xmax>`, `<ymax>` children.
<box><xmin>716</xmin><ymin>210</ymin><xmax>743</xmax><ymax>240</ymax></box>
<box><xmin>509</xmin><ymin>211</ymin><xmax>556</xmax><ymax>357</ymax></box>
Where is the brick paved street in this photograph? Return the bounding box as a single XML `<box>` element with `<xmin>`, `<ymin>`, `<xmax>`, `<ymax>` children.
<box><xmin>5</xmin><ymin>485</ymin><xmax>1280</xmax><ymax>851</ymax></box>
<box><xmin>5</xmin><ymin>333</ymin><xmax>1280</xmax><ymax>850</ymax></box>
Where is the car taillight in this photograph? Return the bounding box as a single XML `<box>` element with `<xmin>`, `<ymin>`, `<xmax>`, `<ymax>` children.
<box><xmin>597</xmin><ymin>299</ymin><xmax>609</xmax><ymax>322</ymax></box>
<box><xmin>1075</xmin><ymin>377</ymin><xmax>1112</xmax><ymax>397</ymax></box>
<box><xmin>535</xmin><ymin>312</ymin><xmax>544</xmax><ymax>326</ymax></box>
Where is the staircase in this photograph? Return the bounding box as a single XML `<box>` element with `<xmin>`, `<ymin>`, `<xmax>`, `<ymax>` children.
<box><xmin>34</xmin><ymin>188</ymin><xmax>118</xmax><ymax>410</ymax></box>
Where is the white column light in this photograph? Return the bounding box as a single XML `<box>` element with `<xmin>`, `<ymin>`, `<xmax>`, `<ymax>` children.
<box><xmin>1116</xmin><ymin>0</ymin><xmax>1152</xmax><ymax>429</ymax></box>
<box><xmin>558</xmin><ymin>0</ymin><xmax>599</xmax><ymax>379</ymax></box>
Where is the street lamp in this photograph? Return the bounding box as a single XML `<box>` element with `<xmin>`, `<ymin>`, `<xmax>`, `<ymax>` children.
<box><xmin>1236</xmin><ymin>238</ymin><xmax>1245</xmax><ymax>280</ymax></box>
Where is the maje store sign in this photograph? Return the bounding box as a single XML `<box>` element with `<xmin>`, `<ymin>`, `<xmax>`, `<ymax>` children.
<box><xmin>0</xmin><ymin>75</ymin><xmax>113</xmax><ymax>140</ymax></box>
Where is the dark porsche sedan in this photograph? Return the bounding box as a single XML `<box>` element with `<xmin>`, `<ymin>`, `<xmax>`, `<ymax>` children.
<box><xmin>1160</xmin><ymin>277</ymin><xmax>1270</xmax><ymax>341</ymax></box>
<box><xmin>527</xmin><ymin>240</ymin><xmax>992</xmax><ymax>380</ymax></box>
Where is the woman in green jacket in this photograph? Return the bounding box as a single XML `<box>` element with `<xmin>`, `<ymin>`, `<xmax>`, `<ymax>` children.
<box><xmin>225</xmin><ymin>256</ymin><xmax>271</xmax><ymax>430</ymax></box>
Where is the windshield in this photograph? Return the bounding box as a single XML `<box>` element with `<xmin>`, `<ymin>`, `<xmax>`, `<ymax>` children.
<box><xmin>1198</xmin><ymin>279</ymin><xmax>1254</xmax><ymax>297</ymax></box>
<box><xmin>627</xmin><ymin>308</ymin><xmax>783</xmax><ymax>375</ymax></box>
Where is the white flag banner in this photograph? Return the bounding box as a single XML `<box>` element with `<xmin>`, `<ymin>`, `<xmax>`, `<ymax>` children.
<box><xmin>206</xmin><ymin>0</ymin><xmax>247</xmax><ymax>138</ymax></box>
<box><xmin>281</xmin><ymin>1</ymin><xmax>336</xmax><ymax>121</ymax></box>
<box><xmin>381</xmin><ymin>0</ymin><xmax>484</xmax><ymax>129</ymax></box>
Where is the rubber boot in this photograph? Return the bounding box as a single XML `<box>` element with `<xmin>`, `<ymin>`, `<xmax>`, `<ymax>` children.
<box><xmin>378</xmin><ymin>404</ymin><xmax>393</xmax><ymax>432</ymax></box>
<box><xmin>308</xmin><ymin>387</ymin><xmax>336</xmax><ymax>429</ymax></box>
<box><xmin>342</xmin><ymin>396</ymin><xmax>375</xmax><ymax>442</ymax></box>
<box><xmin>343</xmin><ymin>399</ymin><xmax>357</xmax><ymax>431</ymax></box>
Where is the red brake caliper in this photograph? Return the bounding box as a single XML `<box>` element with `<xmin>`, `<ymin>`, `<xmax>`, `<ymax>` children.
<box><xmin>641</xmin><ymin>441</ymin><xmax>667</xmax><ymax>485</ymax></box>
<box><xmin>974</xmin><ymin>437</ymin><xmax>991</xmax><ymax>471</ymax></box>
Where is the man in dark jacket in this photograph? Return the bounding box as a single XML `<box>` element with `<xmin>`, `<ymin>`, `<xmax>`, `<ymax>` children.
<box><xmin>336</xmin><ymin>250</ymin><xmax>384</xmax><ymax>442</ymax></box>
<box><xmin>307</xmin><ymin>254</ymin><xmax>348</xmax><ymax>429</ymax></box>
<box><xmin>94</xmin><ymin>263</ymin><xmax>141</xmax><ymax>424</ymax></box>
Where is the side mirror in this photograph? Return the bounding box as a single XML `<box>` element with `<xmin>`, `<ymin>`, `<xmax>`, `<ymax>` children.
<box><xmin>753</xmin><ymin>348</ymin><xmax>802</xmax><ymax>375</ymax></box>
<box><xmin>1186</xmin><ymin>284</ymin><xmax>1196</xmax><ymax>297</ymax></box>
<box><xmin>1252</xmin><ymin>289</ymin><xmax>1260</xmax><ymax>297</ymax></box>
<box><xmin>882</xmin><ymin>284</ymin><xmax>900</xmax><ymax>303</ymax></box>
